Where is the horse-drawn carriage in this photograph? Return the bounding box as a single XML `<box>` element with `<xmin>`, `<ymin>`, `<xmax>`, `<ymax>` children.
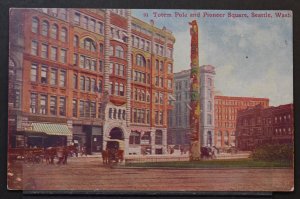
<box><xmin>102</xmin><ymin>139</ymin><xmax>124</xmax><ymax>165</ymax></box>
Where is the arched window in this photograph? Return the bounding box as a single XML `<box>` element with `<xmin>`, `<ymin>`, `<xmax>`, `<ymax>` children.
<box><xmin>115</xmin><ymin>46</ymin><xmax>124</xmax><ymax>58</ymax></box>
<box><xmin>41</xmin><ymin>20</ymin><xmax>49</xmax><ymax>36</ymax></box>
<box><xmin>73</xmin><ymin>35</ymin><xmax>79</xmax><ymax>47</ymax></box>
<box><xmin>60</xmin><ymin>27</ymin><xmax>67</xmax><ymax>42</ymax></box>
<box><xmin>32</xmin><ymin>17</ymin><xmax>39</xmax><ymax>33</ymax></box>
<box><xmin>136</xmin><ymin>54</ymin><xmax>146</xmax><ymax>67</ymax></box>
<box><xmin>51</xmin><ymin>24</ymin><xmax>58</xmax><ymax>39</ymax></box>
<box><xmin>83</xmin><ymin>38</ymin><xmax>96</xmax><ymax>52</ymax></box>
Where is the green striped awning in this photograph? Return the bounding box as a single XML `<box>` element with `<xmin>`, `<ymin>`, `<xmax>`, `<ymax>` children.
<box><xmin>31</xmin><ymin>123</ymin><xmax>72</xmax><ymax>136</ymax></box>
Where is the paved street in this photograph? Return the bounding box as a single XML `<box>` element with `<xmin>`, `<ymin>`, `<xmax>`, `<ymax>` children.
<box><xmin>18</xmin><ymin>157</ymin><xmax>293</xmax><ymax>192</ymax></box>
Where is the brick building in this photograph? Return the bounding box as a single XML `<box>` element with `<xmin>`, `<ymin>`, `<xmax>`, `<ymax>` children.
<box><xmin>214</xmin><ymin>96</ymin><xmax>269</xmax><ymax>149</ymax></box>
<box><xmin>236</xmin><ymin>104</ymin><xmax>294</xmax><ymax>151</ymax></box>
<box><xmin>9</xmin><ymin>8</ymin><xmax>175</xmax><ymax>155</ymax></box>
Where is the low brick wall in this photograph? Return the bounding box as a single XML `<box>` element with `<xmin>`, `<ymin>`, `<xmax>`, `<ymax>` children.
<box><xmin>125</xmin><ymin>154</ymin><xmax>189</xmax><ymax>163</ymax></box>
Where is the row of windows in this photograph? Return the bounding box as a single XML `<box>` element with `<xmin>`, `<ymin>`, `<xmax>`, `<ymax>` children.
<box><xmin>73</xmin><ymin>36</ymin><xmax>104</xmax><ymax>55</ymax></box>
<box><xmin>133</xmin><ymin>88</ymin><xmax>150</xmax><ymax>102</ymax></box>
<box><xmin>215</xmin><ymin>100</ymin><xmax>267</xmax><ymax>106</ymax></box>
<box><xmin>109</xmin><ymin>82</ymin><xmax>125</xmax><ymax>96</ymax></box>
<box><xmin>31</xmin><ymin>41</ymin><xmax>67</xmax><ymax>63</ymax></box>
<box><xmin>32</xmin><ymin>17</ymin><xmax>68</xmax><ymax>42</ymax></box>
<box><xmin>30</xmin><ymin>93</ymin><xmax>66</xmax><ymax>116</ymax></box>
<box><xmin>132</xmin><ymin>109</ymin><xmax>150</xmax><ymax>124</ymax></box>
<box><xmin>132</xmin><ymin>35</ymin><xmax>150</xmax><ymax>52</ymax></box>
<box><xmin>154</xmin><ymin>111</ymin><xmax>164</xmax><ymax>125</ymax></box>
<box><xmin>108</xmin><ymin>108</ymin><xmax>126</xmax><ymax>120</ymax></box>
<box><xmin>73</xmin><ymin>12</ymin><xmax>104</xmax><ymax>34</ymax></box>
<box><xmin>154</xmin><ymin>92</ymin><xmax>164</xmax><ymax>104</ymax></box>
<box><xmin>132</xmin><ymin>23</ymin><xmax>152</xmax><ymax>36</ymax></box>
<box><xmin>109</xmin><ymin>63</ymin><xmax>125</xmax><ymax>77</ymax></box>
<box><xmin>30</xmin><ymin>63</ymin><xmax>66</xmax><ymax>87</ymax></box>
<box><xmin>109</xmin><ymin>45</ymin><xmax>126</xmax><ymax>59</ymax></box>
<box><xmin>73</xmin><ymin>75</ymin><xmax>103</xmax><ymax>93</ymax></box>
<box><xmin>74</xmin><ymin>100</ymin><xmax>99</xmax><ymax>118</ymax></box>
<box><xmin>40</xmin><ymin>8</ymin><xmax>68</xmax><ymax>21</ymax></box>
<box><xmin>133</xmin><ymin>70</ymin><xmax>149</xmax><ymax>84</ymax></box>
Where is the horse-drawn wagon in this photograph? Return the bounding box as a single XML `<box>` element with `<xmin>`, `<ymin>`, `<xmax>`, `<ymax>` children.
<box><xmin>102</xmin><ymin>139</ymin><xmax>124</xmax><ymax>165</ymax></box>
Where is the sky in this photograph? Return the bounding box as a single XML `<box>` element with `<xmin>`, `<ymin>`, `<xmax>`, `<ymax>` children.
<box><xmin>132</xmin><ymin>10</ymin><xmax>293</xmax><ymax>106</ymax></box>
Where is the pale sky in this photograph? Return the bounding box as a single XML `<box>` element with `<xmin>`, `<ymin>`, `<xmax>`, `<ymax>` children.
<box><xmin>133</xmin><ymin>10</ymin><xmax>293</xmax><ymax>106</ymax></box>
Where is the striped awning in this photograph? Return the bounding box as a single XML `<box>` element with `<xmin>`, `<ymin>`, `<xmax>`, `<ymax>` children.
<box><xmin>30</xmin><ymin>123</ymin><xmax>72</xmax><ymax>136</ymax></box>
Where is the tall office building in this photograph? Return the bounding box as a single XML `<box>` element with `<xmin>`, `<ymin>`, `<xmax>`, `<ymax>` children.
<box><xmin>8</xmin><ymin>8</ymin><xmax>175</xmax><ymax>155</ymax></box>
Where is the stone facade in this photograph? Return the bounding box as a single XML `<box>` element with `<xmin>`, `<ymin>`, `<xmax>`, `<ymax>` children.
<box><xmin>168</xmin><ymin>65</ymin><xmax>215</xmax><ymax>147</ymax></box>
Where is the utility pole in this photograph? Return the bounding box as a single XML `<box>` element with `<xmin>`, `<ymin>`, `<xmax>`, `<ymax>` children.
<box><xmin>189</xmin><ymin>20</ymin><xmax>201</xmax><ymax>160</ymax></box>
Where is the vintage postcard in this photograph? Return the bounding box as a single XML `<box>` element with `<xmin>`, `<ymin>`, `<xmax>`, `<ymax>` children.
<box><xmin>7</xmin><ymin>8</ymin><xmax>293</xmax><ymax>192</ymax></box>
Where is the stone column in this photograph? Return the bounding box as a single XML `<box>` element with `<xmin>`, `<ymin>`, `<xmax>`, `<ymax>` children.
<box><xmin>104</xmin><ymin>10</ymin><xmax>111</xmax><ymax>92</ymax></box>
<box><xmin>126</xmin><ymin>9</ymin><xmax>132</xmax><ymax>127</ymax></box>
<box><xmin>162</xmin><ymin>128</ymin><xmax>167</xmax><ymax>154</ymax></box>
<box><xmin>151</xmin><ymin>129</ymin><xmax>156</xmax><ymax>154</ymax></box>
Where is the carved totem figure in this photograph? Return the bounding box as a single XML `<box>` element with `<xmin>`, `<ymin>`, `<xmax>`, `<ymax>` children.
<box><xmin>189</xmin><ymin>20</ymin><xmax>201</xmax><ymax>160</ymax></box>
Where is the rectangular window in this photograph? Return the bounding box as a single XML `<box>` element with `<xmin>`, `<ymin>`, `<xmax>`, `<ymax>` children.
<box><xmin>59</xmin><ymin>97</ymin><xmax>66</xmax><ymax>116</ymax></box>
<box><xmin>51</xmin><ymin>47</ymin><xmax>57</xmax><ymax>61</ymax></box>
<box><xmin>155</xmin><ymin>111</ymin><xmax>159</xmax><ymax>124</ymax></box>
<box><xmin>83</xmin><ymin>16</ymin><xmax>88</xmax><ymax>29</ymax></box>
<box><xmin>73</xmin><ymin>74</ymin><xmax>78</xmax><ymax>89</ymax></box>
<box><xmin>50</xmin><ymin>68</ymin><xmax>57</xmax><ymax>85</ymax></box>
<box><xmin>99</xmin><ymin>60</ymin><xmax>103</xmax><ymax>72</ymax></box>
<box><xmin>31</xmin><ymin>41</ymin><xmax>38</xmax><ymax>55</ymax></box>
<box><xmin>98</xmin><ymin>22</ymin><xmax>104</xmax><ymax>34</ymax></box>
<box><xmin>80</xmin><ymin>55</ymin><xmax>85</xmax><ymax>68</ymax></box>
<box><xmin>84</xmin><ymin>101</ymin><xmax>90</xmax><ymax>117</ymax></box>
<box><xmin>30</xmin><ymin>93</ymin><xmax>37</xmax><ymax>113</ymax></box>
<box><xmin>41</xmin><ymin>65</ymin><xmax>48</xmax><ymax>84</ymax></box>
<box><xmin>91</xmin><ymin>102</ymin><xmax>96</xmax><ymax>118</ymax></box>
<box><xmin>89</xmin><ymin>19</ymin><xmax>96</xmax><ymax>32</ymax></box>
<box><xmin>91</xmin><ymin>60</ymin><xmax>97</xmax><ymax>71</ymax></box>
<box><xmin>73</xmin><ymin>53</ymin><xmax>78</xmax><ymax>66</ymax></box>
<box><xmin>59</xmin><ymin>70</ymin><xmax>66</xmax><ymax>87</ymax></box>
<box><xmin>159</xmin><ymin>111</ymin><xmax>163</xmax><ymax>125</ymax></box>
<box><xmin>41</xmin><ymin>44</ymin><xmax>48</xmax><ymax>58</ymax></box>
<box><xmin>80</xmin><ymin>76</ymin><xmax>85</xmax><ymax>90</ymax></box>
<box><xmin>50</xmin><ymin>96</ymin><xmax>57</xmax><ymax>115</ymax></box>
<box><xmin>72</xmin><ymin>99</ymin><xmax>77</xmax><ymax>117</ymax></box>
<box><xmin>98</xmin><ymin>80</ymin><xmax>102</xmax><ymax>93</ymax></box>
<box><xmin>155</xmin><ymin>76</ymin><xmax>159</xmax><ymax>86</ymax></box>
<box><xmin>60</xmin><ymin>8</ymin><xmax>67</xmax><ymax>20</ymax></box>
<box><xmin>60</xmin><ymin>49</ymin><xmax>67</xmax><ymax>63</ymax></box>
<box><xmin>119</xmin><ymin>84</ymin><xmax>124</xmax><ymax>96</ymax></box>
<box><xmin>74</xmin><ymin>13</ymin><xmax>80</xmax><ymax>25</ymax></box>
<box><xmin>31</xmin><ymin>63</ymin><xmax>38</xmax><ymax>82</ymax></box>
<box><xmin>79</xmin><ymin>101</ymin><xmax>84</xmax><ymax>117</ymax></box>
<box><xmin>39</xmin><ymin>94</ymin><xmax>47</xmax><ymax>115</ymax></box>
<box><xmin>146</xmin><ymin>110</ymin><xmax>150</xmax><ymax>124</ymax></box>
<box><xmin>160</xmin><ymin>77</ymin><xmax>164</xmax><ymax>87</ymax></box>
<box><xmin>168</xmin><ymin>63</ymin><xmax>172</xmax><ymax>73</ymax></box>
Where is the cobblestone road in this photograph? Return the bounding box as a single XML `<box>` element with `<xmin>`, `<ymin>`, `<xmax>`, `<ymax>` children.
<box><xmin>19</xmin><ymin>157</ymin><xmax>294</xmax><ymax>192</ymax></box>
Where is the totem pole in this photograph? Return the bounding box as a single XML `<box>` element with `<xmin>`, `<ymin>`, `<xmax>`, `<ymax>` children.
<box><xmin>189</xmin><ymin>20</ymin><xmax>201</xmax><ymax>160</ymax></box>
